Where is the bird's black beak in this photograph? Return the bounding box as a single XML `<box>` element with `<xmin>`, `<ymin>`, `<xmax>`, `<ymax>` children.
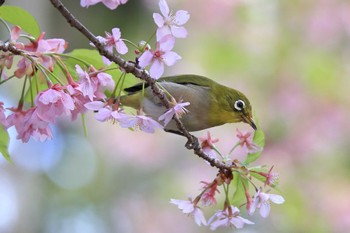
<box><xmin>242</xmin><ymin>115</ymin><xmax>257</xmax><ymax>131</ymax></box>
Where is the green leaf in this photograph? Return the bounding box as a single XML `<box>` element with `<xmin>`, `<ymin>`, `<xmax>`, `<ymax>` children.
<box><xmin>243</xmin><ymin>128</ymin><xmax>265</xmax><ymax>165</ymax></box>
<box><xmin>0</xmin><ymin>6</ymin><xmax>40</xmax><ymax>37</ymax></box>
<box><xmin>68</xmin><ymin>49</ymin><xmax>107</xmax><ymax>70</ymax></box>
<box><xmin>231</xmin><ymin>172</ymin><xmax>248</xmax><ymax>206</ymax></box>
<box><xmin>0</xmin><ymin>126</ymin><xmax>11</xmax><ymax>162</ymax></box>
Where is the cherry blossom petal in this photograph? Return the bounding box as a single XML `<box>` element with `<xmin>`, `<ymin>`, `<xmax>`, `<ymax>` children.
<box><xmin>159</xmin><ymin>0</ymin><xmax>170</xmax><ymax>17</ymax></box>
<box><xmin>80</xmin><ymin>0</ymin><xmax>101</xmax><ymax>7</ymax></box>
<box><xmin>170</xmin><ymin>26</ymin><xmax>188</xmax><ymax>38</ymax></box>
<box><xmin>170</xmin><ymin>199</ymin><xmax>194</xmax><ymax>214</ymax></box>
<box><xmin>158</xmin><ymin>35</ymin><xmax>175</xmax><ymax>51</ymax></box>
<box><xmin>150</xmin><ymin>59</ymin><xmax>164</xmax><ymax>79</ymax></box>
<box><xmin>193</xmin><ymin>208</ymin><xmax>207</xmax><ymax>226</ymax></box>
<box><xmin>95</xmin><ymin>107</ymin><xmax>113</xmax><ymax>122</ymax></box>
<box><xmin>136</xmin><ymin>115</ymin><xmax>163</xmax><ymax>133</ymax></box>
<box><xmin>210</xmin><ymin>218</ymin><xmax>228</xmax><ymax>230</ymax></box>
<box><xmin>112</xmin><ymin>28</ymin><xmax>122</xmax><ymax>41</ymax></box>
<box><xmin>230</xmin><ymin>217</ymin><xmax>245</xmax><ymax>229</ymax></box>
<box><xmin>156</xmin><ymin>26</ymin><xmax>172</xmax><ymax>41</ymax></box>
<box><xmin>97</xmin><ymin>72</ymin><xmax>115</xmax><ymax>90</ymax></box>
<box><xmin>10</xmin><ymin>26</ymin><xmax>21</xmax><ymax>41</ymax></box>
<box><xmin>101</xmin><ymin>0</ymin><xmax>121</xmax><ymax>10</ymax></box>
<box><xmin>158</xmin><ymin>109</ymin><xmax>174</xmax><ymax>126</ymax></box>
<box><xmin>175</xmin><ymin>10</ymin><xmax>190</xmax><ymax>25</ymax></box>
<box><xmin>269</xmin><ymin>194</ymin><xmax>285</xmax><ymax>204</ymax></box>
<box><xmin>259</xmin><ymin>202</ymin><xmax>271</xmax><ymax>218</ymax></box>
<box><xmin>84</xmin><ymin>101</ymin><xmax>105</xmax><ymax>110</ymax></box>
<box><xmin>115</xmin><ymin>40</ymin><xmax>128</xmax><ymax>54</ymax></box>
<box><xmin>162</xmin><ymin>51</ymin><xmax>181</xmax><ymax>66</ymax></box>
<box><xmin>0</xmin><ymin>102</ymin><xmax>9</xmax><ymax>128</ymax></box>
<box><xmin>153</xmin><ymin>13</ymin><xmax>165</xmax><ymax>27</ymax></box>
<box><xmin>138</xmin><ymin>51</ymin><xmax>154</xmax><ymax>68</ymax></box>
<box><xmin>102</xmin><ymin>56</ymin><xmax>113</xmax><ymax>66</ymax></box>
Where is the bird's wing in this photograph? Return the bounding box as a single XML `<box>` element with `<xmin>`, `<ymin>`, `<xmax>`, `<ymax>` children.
<box><xmin>123</xmin><ymin>74</ymin><xmax>215</xmax><ymax>93</ymax></box>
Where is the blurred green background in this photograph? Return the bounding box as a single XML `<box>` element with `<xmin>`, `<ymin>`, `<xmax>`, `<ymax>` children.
<box><xmin>1</xmin><ymin>0</ymin><xmax>350</xmax><ymax>232</ymax></box>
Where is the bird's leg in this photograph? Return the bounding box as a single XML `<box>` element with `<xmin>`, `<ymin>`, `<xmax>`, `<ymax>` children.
<box><xmin>185</xmin><ymin>135</ymin><xmax>199</xmax><ymax>150</ymax></box>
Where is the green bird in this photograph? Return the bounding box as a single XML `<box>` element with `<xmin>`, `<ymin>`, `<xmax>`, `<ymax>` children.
<box><xmin>120</xmin><ymin>74</ymin><xmax>257</xmax><ymax>134</ymax></box>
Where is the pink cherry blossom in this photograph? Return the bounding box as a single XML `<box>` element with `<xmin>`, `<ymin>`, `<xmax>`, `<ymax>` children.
<box><xmin>116</xmin><ymin>113</ymin><xmax>163</xmax><ymax>133</ymax></box>
<box><xmin>208</xmin><ymin>205</ymin><xmax>254</xmax><ymax>230</ymax></box>
<box><xmin>90</xmin><ymin>71</ymin><xmax>115</xmax><ymax>99</ymax></box>
<box><xmin>7</xmin><ymin>107</ymin><xmax>52</xmax><ymax>143</ymax></box>
<box><xmin>36</xmin><ymin>38</ymin><xmax>67</xmax><ymax>54</ymax></box>
<box><xmin>10</xmin><ymin>25</ymin><xmax>21</xmax><ymax>41</ymax></box>
<box><xmin>84</xmin><ymin>101</ymin><xmax>123</xmax><ymax>122</ymax></box>
<box><xmin>199</xmin><ymin>131</ymin><xmax>219</xmax><ymax>159</ymax></box>
<box><xmin>75</xmin><ymin>65</ymin><xmax>115</xmax><ymax>100</ymax></box>
<box><xmin>66</xmin><ymin>84</ymin><xmax>91</xmax><ymax>120</ymax></box>
<box><xmin>0</xmin><ymin>102</ymin><xmax>9</xmax><ymax>128</ymax></box>
<box><xmin>153</xmin><ymin>0</ymin><xmax>190</xmax><ymax>40</ymax></box>
<box><xmin>75</xmin><ymin>65</ymin><xmax>94</xmax><ymax>100</ymax></box>
<box><xmin>96</xmin><ymin>27</ymin><xmax>128</xmax><ymax>65</ymax></box>
<box><xmin>14</xmin><ymin>58</ymin><xmax>33</xmax><ymax>78</ymax></box>
<box><xmin>158</xmin><ymin>100</ymin><xmax>190</xmax><ymax>126</ymax></box>
<box><xmin>0</xmin><ymin>51</ymin><xmax>14</xmax><ymax>70</ymax></box>
<box><xmin>35</xmin><ymin>84</ymin><xmax>75</xmax><ymax>123</ymax></box>
<box><xmin>236</xmin><ymin>129</ymin><xmax>262</xmax><ymax>155</ymax></box>
<box><xmin>170</xmin><ymin>199</ymin><xmax>207</xmax><ymax>226</ymax></box>
<box><xmin>36</xmin><ymin>37</ymin><xmax>67</xmax><ymax>71</ymax></box>
<box><xmin>15</xmin><ymin>32</ymin><xmax>67</xmax><ymax>72</ymax></box>
<box><xmin>138</xmin><ymin>35</ymin><xmax>181</xmax><ymax>79</ymax></box>
<box><xmin>251</xmin><ymin>166</ymin><xmax>279</xmax><ymax>187</ymax></box>
<box><xmin>200</xmin><ymin>181</ymin><xmax>220</xmax><ymax>206</ymax></box>
<box><xmin>248</xmin><ymin>189</ymin><xmax>285</xmax><ymax>218</ymax></box>
<box><xmin>81</xmin><ymin>0</ymin><xmax>128</xmax><ymax>10</ymax></box>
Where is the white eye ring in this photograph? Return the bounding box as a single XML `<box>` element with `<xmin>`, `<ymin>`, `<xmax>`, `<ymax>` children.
<box><xmin>234</xmin><ymin>100</ymin><xmax>245</xmax><ymax>111</ymax></box>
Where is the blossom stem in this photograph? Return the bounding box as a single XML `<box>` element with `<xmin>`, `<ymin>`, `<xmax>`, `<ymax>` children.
<box><xmin>111</xmin><ymin>72</ymin><xmax>125</xmax><ymax>99</ymax></box>
<box><xmin>18</xmin><ymin>75</ymin><xmax>28</xmax><ymax>110</ymax></box>
<box><xmin>81</xmin><ymin>113</ymin><xmax>88</xmax><ymax>137</ymax></box>
<box><xmin>142</xmin><ymin>29</ymin><xmax>157</xmax><ymax>51</ymax></box>
<box><xmin>20</xmin><ymin>34</ymin><xmax>36</xmax><ymax>42</ymax></box>
<box><xmin>122</xmin><ymin>39</ymin><xmax>139</xmax><ymax>49</ymax></box>
<box><xmin>228</xmin><ymin>142</ymin><xmax>240</xmax><ymax>156</ymax></box>
<box><xmin>117</xmin><ymin>72</ymin><xmax>126</xmax><ymax>98</ymax></box>
<box><xmin>55</xmin><ymin>53</ymin><xmax>90</xmax><ymax>67</ymax></box>
<box><xmin>242</xmin><ymin>173</ymin><xmax>259</xmax><ymax>192</ymax></box>
<box><xmin>0</xmin><ymin>74</ymin><xmax>15</xmax><ymax>85</ymax></box>
<box><xmin>211</xmin><ymin>145</ymin><xmax>224</xmax><ymax>160</ymax></box>
<box><xmin>223</xmin><ymin>183</ymin><xmax>231</xmax><ymax>209</ymax></box>
<box><xmin>53</xmin><ymin>55</ymin><xmax>76</xmax><ymax>84</ymax></box>
<box><xmin>97</xmin><ymin>67</ymin><xmax>120</xmax><ymax>73</ymax></box>
<box><xmin>36</xmin><ymin>63</ymin><xmax>64</xmax><ymax>86</ymax></box>
<box><xmin>29</xmin><ymin>74</ymin><xmax>34</xmax><ymax>106</ymax></box>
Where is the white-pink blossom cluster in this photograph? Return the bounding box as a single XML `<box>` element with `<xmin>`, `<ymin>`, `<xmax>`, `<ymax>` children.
<box><xmin>169</xmin><ymin>130</ymin><xmax>284</xmax><ymax>231</ymax></box>
<box><xmin>0</xmin><ymin>26</ymin><xmax>67</xmax><ymax>79</ymax></box>
<box><xmin>138</xmin><ymin>0</ymin><xmax>190</xmax><ymax>79</ymax></box>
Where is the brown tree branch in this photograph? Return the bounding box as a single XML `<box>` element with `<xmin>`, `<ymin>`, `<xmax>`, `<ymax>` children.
<box><xmin>48</xmin><ymin>0</ymin><xmax>232</xmax><ymax>173</ymax></box>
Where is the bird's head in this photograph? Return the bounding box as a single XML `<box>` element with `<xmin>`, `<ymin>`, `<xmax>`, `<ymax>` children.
<box><xmin>214</xmin><ymin>87</ymin><xmax>257</xmax><ymax>130</ymax></box>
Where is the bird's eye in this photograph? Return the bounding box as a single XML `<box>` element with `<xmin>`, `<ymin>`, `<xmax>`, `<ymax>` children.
<box><xmin>234</xmin><ymin>100</ymin><xmax>245</xmax><ymax>111</ymax></box>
